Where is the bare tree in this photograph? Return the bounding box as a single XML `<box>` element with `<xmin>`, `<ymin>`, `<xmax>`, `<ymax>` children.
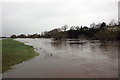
<box><xmin>109</xmin><ymin>19</ymin><xmax>116</xmax><ymax>26</ymax></box>
<box><xmin>61</xmin><ymin>24</ymin><xmax>68</xmax><ymax>31</ymax></box>
<box><xmin>90</xmin><ymin>23</ymin><xmax>96</xmax><ymax>28</ymax></box>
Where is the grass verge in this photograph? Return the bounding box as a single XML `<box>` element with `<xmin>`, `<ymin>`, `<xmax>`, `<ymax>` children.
<box><xmin>2</xmin><ymin>39</ymin><xmax>39</xmax><ymax>72</ymax></box>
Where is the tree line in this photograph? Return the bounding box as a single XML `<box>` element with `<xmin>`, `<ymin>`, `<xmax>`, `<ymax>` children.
<box><xmin>10</xmin><ymin>21</ymin><xmax>120</xmax><ymax>41</ymax></box>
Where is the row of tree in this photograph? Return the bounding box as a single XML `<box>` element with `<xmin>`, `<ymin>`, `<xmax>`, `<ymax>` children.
<box><xmin>11</xmin><ymin>33</ymin><xmax>41</xmax><ymax>38</ymax></box>
<box><xmin>10</xmin><ymin>21</ymin><xmax>120</xmax><ymax>41</ymax></box>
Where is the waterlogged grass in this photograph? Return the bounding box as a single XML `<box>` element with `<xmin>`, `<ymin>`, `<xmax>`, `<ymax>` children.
<box><xmin>2</xmin><ymin>39</ymin><xmax>39</xmax><ymax>72</ymax></box>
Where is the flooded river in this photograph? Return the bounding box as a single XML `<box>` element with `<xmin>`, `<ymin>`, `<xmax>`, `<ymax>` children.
<box><xmin>3</xmin><ymin>38</ymin><xmax>118</xmax><ymax>78</ymax></box>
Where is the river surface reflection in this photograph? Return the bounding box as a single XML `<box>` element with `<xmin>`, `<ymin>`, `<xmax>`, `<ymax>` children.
<box><xmin>3</xmin><ymin>38</ymin><xmax>118</xmax><ymax>78</ymax></box>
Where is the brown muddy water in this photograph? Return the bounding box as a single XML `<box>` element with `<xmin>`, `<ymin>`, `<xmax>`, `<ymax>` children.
<box><xmin>3</xmin><ymin>38</ymin><xmax>118</xmax><ymax>78</ymax></box>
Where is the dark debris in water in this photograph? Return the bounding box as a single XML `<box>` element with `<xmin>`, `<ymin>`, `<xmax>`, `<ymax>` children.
<box><xmin>69</xmin><ymin>41</ymin><xmax>87</xmax><ymax>44</ymax></box>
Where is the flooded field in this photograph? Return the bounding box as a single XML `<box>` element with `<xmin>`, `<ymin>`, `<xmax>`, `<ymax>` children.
<box><xmin>3</xmin><ymin>38</ymin><xmax>118</xmax><ymax>78</ymax></box>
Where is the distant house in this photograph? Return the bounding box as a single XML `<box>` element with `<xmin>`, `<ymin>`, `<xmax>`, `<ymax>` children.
<box><xmin>105</xmin><ymin>26</ymin><xmax>120</xmax><ymax>31</ymax></box>
<box><xmin>82</xmin><ymin>26</ymin><xmax>89</xmax><ymax>31</ymax></box>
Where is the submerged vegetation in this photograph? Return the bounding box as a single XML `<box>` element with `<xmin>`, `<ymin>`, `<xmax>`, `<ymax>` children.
<box><xmin>2</xmin><ymin>39</ymin><xmax>39</xmax><ymax>72</ymax></box>
<box><xmin>10</xmin><ymin>21</ymin><xmax>120</xmax><ymax>41</ymax></box>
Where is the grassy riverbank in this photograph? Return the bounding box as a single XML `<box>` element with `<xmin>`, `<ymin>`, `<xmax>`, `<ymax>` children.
<box><xmin>2</xmin><ymin>39</ymin><xmax>39</xmax><ymax>72</ymax></box>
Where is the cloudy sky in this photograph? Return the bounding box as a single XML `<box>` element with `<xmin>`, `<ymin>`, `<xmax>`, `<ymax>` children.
<box><xmin>1</xmin><ymin>0</ymin><xmax>120</xmax><ymax>36</ymax></box>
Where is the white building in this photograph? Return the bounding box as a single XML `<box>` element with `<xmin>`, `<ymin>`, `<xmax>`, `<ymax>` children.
<box><xmin>118</xmin><ymin>1</ymin><xmax>120</xmax><ymax>23</ymax></box>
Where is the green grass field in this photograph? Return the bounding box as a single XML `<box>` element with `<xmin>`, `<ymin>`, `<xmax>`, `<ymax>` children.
<box><xmin>2</xmin><ymin>39</ymin><xmax>39</xmax><ymax>72</ymax></box>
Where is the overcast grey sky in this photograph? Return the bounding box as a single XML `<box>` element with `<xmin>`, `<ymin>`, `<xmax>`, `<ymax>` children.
<box><xmin>1</xmin><ymin>0</ymin><xmax>120</xmax><ymax>36</ymax></box>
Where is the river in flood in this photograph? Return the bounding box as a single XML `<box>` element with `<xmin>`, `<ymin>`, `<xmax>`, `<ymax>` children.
<box><xmin>3</xmin><ymin>38</ymin><xmax>118</xmax><ymax>78</ymax></box>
